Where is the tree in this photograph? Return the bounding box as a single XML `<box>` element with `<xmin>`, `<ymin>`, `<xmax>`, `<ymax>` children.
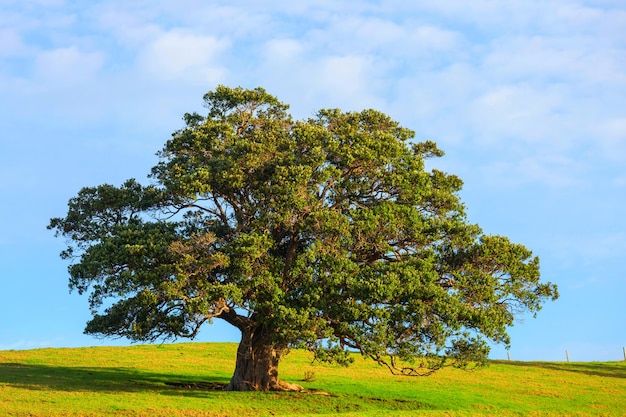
<box><xmin>49</xmin><ymin>86</ymin><xmax>558</xmax><ymax>391</ymax></box>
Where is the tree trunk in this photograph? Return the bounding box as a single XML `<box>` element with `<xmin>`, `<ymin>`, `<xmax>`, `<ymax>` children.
<box><xmin>225</xmin><ymin>326</ymin><xmax>303</xmax><ymax>391</ymax></box>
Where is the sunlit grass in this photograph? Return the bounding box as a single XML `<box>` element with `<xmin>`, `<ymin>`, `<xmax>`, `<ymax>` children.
<box><xmin>1</xmin><ymin>342</ymin><xmax>624</xmax><ymax>416</ymax></box>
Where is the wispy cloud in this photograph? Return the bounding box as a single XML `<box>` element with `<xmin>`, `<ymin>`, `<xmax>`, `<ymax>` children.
<box><xmin>0</xmin><ymin>339</ymin><xmax>58</xmax><ymax>351</ymax></box>
<box><xmin>549</xmin><ymin>232</ymin><xmax>626</xmax><ymax>272</ymax></box>
<box><xmin>136</xmin><ymin>29</ymin><xmax>228</xmax><ymax>84</ymax></box>
<box><xmin>34</xmin><ymin>46</ymin><xmax>104</xmax><ymax>83</ymax></box>
<box><xmin>1</xmin><ymin>0</ymin><xmax>624</xmax><ymax>188</ymax></box>
<box><xmin>0</xmin><ymin>28</ymin><xmax>26</xmax><ymax>57</ymax></box>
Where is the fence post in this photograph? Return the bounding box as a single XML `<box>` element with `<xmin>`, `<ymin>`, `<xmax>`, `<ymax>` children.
<box><xmin>565</xmin><ymin>350</ymin><xmax>569</xmax><ymax>362</ymax></box>
<box><xmin>623</xmin><ymin>347</ymin><xmax>625</xmax><ymax>361</ymax></box>
<box><xmin>507</xmin><ymin>352</ymin><xmax>511</xmax><ymax>361</ymax></box>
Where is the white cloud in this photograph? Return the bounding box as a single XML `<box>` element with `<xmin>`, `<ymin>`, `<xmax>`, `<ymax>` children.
<box><xmin>320</xmin><ymin>56</ymin><xmax>370</xmax><ymax>100</ymax></box>
<box><xmin>0</xmin><ymin>339</ymin><xmax>56</xmax><ymax>351</ymax></box>
<box><xmin>614</xmin><ymin>176</ymin><xmax>626</xmax><ymax>187</ymax></box>
<box><xmin>406</xmin><ymin>0</ymin><xmax>543</xmax><ymax>29</ymax></box>
<box><xmin>265</xmin><ymin>38</ymin><xmax>302</xmax><ymax>62</ymax></box>
<box><xmin>551</xmin><ymin>232</ymin><xmax>626</xmax><ymax>269</ymax></box>
<box><xmin>95</xmin><ymin>8</ymin><xmax>162</xmax><ymax>49</ymax></box>
<box><xmin>409</xmin><ymin>24</ymin><xmax>463</xmax><ymax>51</ymax></box>
<box><xmin>553</xmin><ymin>3</ymin><xmax>626</xmax><ymax>37</ymax></box>
<box><xmin>484</xmin><ymin>34</ymin><xmax>626</xmax><ymax>86</ymax></box>
<box><xmin>256</xmin><ymin>38</ymin><xmax>387</xmax><ymax>115</ymax></box>
<box><xmin>0</xmin><ymin>28</ymin><xmax>26</xmax><ymax>57</ymax></box>
<box><xmin>342</xmin><ymin>17</ymin><xmax>404</xmax><ymax>48</ymax></box>
<box><xmin>34</xmin><ymin>46</ymin><xmax>104</xmax><ymax>83</ymax></box>
<box><xmin>477</xmin><ymin>153</ymin><xmax>588</xmax><ymax>188</ymax></box>
<box><xmin>94</xmin><ymin>3</ymin><xmax>265</xmax><ymax>48</ymax></box>
<box><xmin>595</xmin><ymin>117</ymin><xmax>626</xmax><ymax>162</ymax></box>
<box><xmin>34</xmin><ymin>0</ymin><xmax>65</xmax><ymax>5</ymax></box>
<box><xmin>467</xmin><ymin>84</ymin><xmax>572</xmax><ymax>146</ymax></box>
<box><xmin>137</xmin><ymin>29</ymin><xmax>228</xmax><ymax>84</ymax></box>
<box><xmin>305</xmin><ymin>14</ymin><xmax>463</xmax><ymax>62</ymax></box>
<box><xmin>0</xmin><ymin>0</ymin><xmax>65</xmax><ymax>7</ymax></box>
<box><xmin>1</xmin><ymin>0</ymin><xmax>623</xmax><ymax>189</ymax></box>
<box><xmin>251</xmin><ymin>0</ymin><xmax>623</xmax><ymax>191</ymax></box>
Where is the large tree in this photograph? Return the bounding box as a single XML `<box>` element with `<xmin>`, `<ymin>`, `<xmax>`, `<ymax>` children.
<box><xmin>49</xmin><ymin>86</ymin><xmax>557</xmax><ymax>391</ymax></box>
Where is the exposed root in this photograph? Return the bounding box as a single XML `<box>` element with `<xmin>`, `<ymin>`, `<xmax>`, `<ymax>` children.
<box><xmin>166</xmin><ymin>380</ymin><xmax>309</xmax><ymax>392</ymax></box>
<box><xmin>272</xmin><ymin>380</ymin><xmax>305</xmax><ymax>392</ymax></box>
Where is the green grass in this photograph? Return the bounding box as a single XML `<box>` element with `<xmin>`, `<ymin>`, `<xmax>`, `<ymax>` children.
<box><xmin>1</xmin><ymin>342</ymin><xmax>624</xmax><ymax>416</ymax></box>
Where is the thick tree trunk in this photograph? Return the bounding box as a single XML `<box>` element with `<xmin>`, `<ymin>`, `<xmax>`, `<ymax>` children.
<box><xmin>225</xmin><ymin>326</ymin><xmax>303</xmax><ymax>391</ymax></box>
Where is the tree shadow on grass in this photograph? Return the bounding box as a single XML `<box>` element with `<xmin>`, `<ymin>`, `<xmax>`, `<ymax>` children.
<box><xmin>0</xmin><ymin>362</ymin><xmax>435</xmax><ymax>414</ymax></box>
<box><xmin>0</xmin><ymin>362</ymin><xmax>230</xmax><ymax>396</ymax></box>
<box><xmin>493</xmin><ymin>360</ymin><xmax>626</xmax><ymax>379</ymax></box>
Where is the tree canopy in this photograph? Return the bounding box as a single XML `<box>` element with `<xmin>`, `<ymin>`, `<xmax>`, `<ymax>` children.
<box><xmin>49</xmin><ymin>86</ymin><xmax>558</xmax><ymax>391</ymax></box>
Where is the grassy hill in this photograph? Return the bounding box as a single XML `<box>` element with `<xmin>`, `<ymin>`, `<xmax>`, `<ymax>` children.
<box><xmin>0</xmin><ymin>342</ymin><xmax>624</xmax><ymax>416</ymax></box>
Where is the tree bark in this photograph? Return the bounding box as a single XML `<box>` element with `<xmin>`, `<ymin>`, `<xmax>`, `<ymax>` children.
<box><xmin>225</xmin><ymin>326</ymin><xmax>303</xmax><ymax>391</ymax></box>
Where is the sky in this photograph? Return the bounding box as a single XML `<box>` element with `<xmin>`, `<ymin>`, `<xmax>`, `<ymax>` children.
<box><xmin>0</xmin><ymin>0</ymin><xmax>624</xmax><ymax>362</ymax></box>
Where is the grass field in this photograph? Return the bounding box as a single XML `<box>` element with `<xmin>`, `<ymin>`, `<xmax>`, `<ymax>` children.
<box><xmin>0</xmin><ymin>342</ymin><xmax>624</xmax><ymax>416</ymax></box>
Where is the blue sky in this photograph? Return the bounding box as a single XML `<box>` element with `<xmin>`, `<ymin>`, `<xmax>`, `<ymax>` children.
<box><xmin>1</xmin><ymin>0</ymin><xmax>624</xmax><ymax>362</ymax></box>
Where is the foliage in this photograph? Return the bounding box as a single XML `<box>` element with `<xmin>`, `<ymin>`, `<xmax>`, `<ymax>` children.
<box><xmin>49</xmin><ymin>86</ymin><xmax>558</xmax><ymax>380</ymax></box>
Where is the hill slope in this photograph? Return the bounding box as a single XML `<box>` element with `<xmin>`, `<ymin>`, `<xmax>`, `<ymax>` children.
<box><xmin>1</xmin><ymin>342</ymin><xmax>624</xmax><ymax>416</ymax></box>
